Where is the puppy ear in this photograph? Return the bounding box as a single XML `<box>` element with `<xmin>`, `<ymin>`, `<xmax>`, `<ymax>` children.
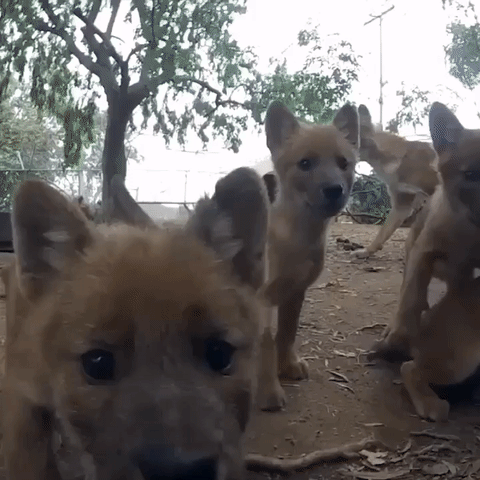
<box><xmin>186</xmin><ymin>197</ymin><xmax>242</xmax><ymax>264</ymax></box>
<box><xmin>108</xmin><ymin>174</ymin><xmax>156</xmax><ymax>229</ymax></box>
<box><xmin>188</xmin><ymin>167</ymin><xmax>269</xmax><ymax>287</ymax></box>
<box><xmin>429</xmin><ymin>102</ymin><xmax>464</xmax><ymax>155</ymax></box>
<box><xmin>11</xmin><ymin>180</ymin><xmax>94</xmax><ymax>299</ymax></box>
<box><xmin>333</xmin><ymin>103</ymin><xmax>360</xmax><ymax>148</ymax></box>
<box><xmin>357</xmin><ymin>104</ymin><xmax>375</xmax><ymax>139</ymax></box>
<box><xmin>265</xmin><ymin>101</ymin><xmax>300</xmax><ymax>156</ymax></box>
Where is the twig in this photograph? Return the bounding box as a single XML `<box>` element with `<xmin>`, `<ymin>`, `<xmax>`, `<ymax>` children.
<box><xmin>356</xmin><ymin>323</ymin><xmax>388</xmax><ymax>332</ymax></box>
<box><xmin>410</xmin><ymin>430</ymin><xmax>460</xmax><ymax>441</ymax></box>
<box><xmin>328</xmin><ymin>370</ymin><xmax>349</xmax><ymax>383</ymax></box>
<box><xmin>245</xmin><ymin>437</ymin><xmax>380</xmax><ymax>473</ymax></box>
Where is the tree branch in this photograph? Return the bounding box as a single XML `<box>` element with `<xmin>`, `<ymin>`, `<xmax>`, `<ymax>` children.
<box><xmin>73</xmin><ymin>7</ymin><xmax>129</xmax><ymax>95</ymax></box>
<box><xmin>87</xmin><ymin>0</ymin><xmax>102</xmax><ymax>24</ymax></box>
<box><xmin>30</xmin><ymin>19</ymin><xmax>106</xmax><ymax>84</ymax></box>
<box><xmin>106</xmin><ymin>0</ymin><xmax>121</xmax><ymax>38</ymax></box>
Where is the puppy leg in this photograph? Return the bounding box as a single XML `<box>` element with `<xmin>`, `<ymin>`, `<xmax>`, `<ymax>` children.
<box><xmin>276</xmin><ymin>289</ymin><xmax>308</xmax><ymax>380</ymax></box>
<box><xmin>356</xmin><ymin>193</ymin><xmax>415</xmax><ymax>259</ymax></box>
<box><xmin>4</xmin><ymin>393</ymin><xmax>62</xmax><ymax>480</ymax></box>
<box><xmin>369</xmin><ymin>245</ymin><xmax>435</xmax><ymax>361</ymax></box>
<box><xmin>401</xmin><ymin>360</ymin><xmax>450</xmax><ymax>422</ymax></box>
<box><xmin>257</xmin><ymin>327</ymin><xmax>287</xmax><ymax>411</ymax></box>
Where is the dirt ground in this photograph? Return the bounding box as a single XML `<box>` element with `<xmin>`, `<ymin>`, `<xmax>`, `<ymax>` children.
<box><xmin>246</xmin><ymin>223</ymin><xmax>480</xmax><ymax>480</ymax></box>
<box><xmin>2</xmin><ymin>224</ymin><xmax>480</xmax><ymax>479</ymax></box>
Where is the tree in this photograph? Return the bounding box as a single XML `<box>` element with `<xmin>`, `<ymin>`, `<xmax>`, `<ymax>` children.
<box><xmin>0</xmin><ymin>2</ymin><xmax>361</xmax><ymax>210</ymax></box>
<box><xmin>0</xmin><ymin>0</ymin><xmax>261</xmax><ymax>205</ymax></box>
<box><xmin>0</xmin><ymin>77</ymin><xmax>64</xmax><ymax>210</ymax></box>
<box><xmin>443</xmin><ymin>1</ymin><xmax>480</xmax><ymax>90</ymax></box>
<box><xmin>385</xmin><ymin>83</ymin><xmax>432</xmax><ymax>134</ymax></box>
<box><xmin>250</xmin><ymin>24</ymin><xmax>360</xmax><ymax>125</ymax></box>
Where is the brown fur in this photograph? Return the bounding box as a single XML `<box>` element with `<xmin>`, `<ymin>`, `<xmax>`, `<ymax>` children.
<box><xmin>256</xmin><ymin>101</ymin><xmax>359</xmax><ymax>411</ymax></box>
<box><xmin>4</xmin><ymin>170</ymin><xmax>267</xmax><ymax>479</ymax></box>
<box><xmin>400</xmin><ymin>277</ymin><xmax>480</xmax><ymax>422</ymax></box>
<box><xmin>354</xmin><ymin>104</ymin><xmax>439</xmax><ymax>259</ymax></box>
<box><xmin>369</xmin><ymin>102</ymin><xmax>480</xmax><ymax>362</ymax></box>
<box><xmin>76</xmin><ymin>196</ymin><xmax>96</xmax><ymax>222</ymax></box>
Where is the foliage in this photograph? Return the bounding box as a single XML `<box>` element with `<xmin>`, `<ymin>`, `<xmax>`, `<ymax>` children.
<box><xmin>250</xmin><ymin>25</ymin><xmax>360</xmax><ymax>125</ymax></box>
<box><xmin>442</xmin><ymin>1</ymin><xmax>480</xmax><ymax>90</ymax></box>
<box><xmin>385</xmin><ymin>83</ymin><xmax>432</xmax><ymax>133</ymax></box>
<box><xmin>0</xmin><ymin>1</ymin><xmax>361</xmax><ymax>207</ymax></box>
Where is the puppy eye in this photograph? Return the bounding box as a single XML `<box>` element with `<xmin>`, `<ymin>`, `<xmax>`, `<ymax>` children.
<box><xmin>297</xmin><ymin>158</ymin><xmax>312</xmax><ymax>171</ymax></box>
<box><xmin>464</xmin><ymin>171</ymin><xmax>480</xmax><ymax>182</ymax></box>
<box><xmin>81</xmin><ymin>349</ymin><xmax>116</xmax><ymax>382</ymax></box>
<box><xmin>337</xmin><ymin>156</ymin><xmax>348</xmax><ymax>171</ymax></box>
<box><xmin>204</xmin><ymin>338</ymin><xmax>235</xmax><ymax>374</ymax></box>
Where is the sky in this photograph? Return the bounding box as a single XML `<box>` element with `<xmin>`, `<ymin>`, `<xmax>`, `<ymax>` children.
<box><xmin>92</xmin><ymin>0</ymin><xmax>480</xmax><ymax>206</ymax></box>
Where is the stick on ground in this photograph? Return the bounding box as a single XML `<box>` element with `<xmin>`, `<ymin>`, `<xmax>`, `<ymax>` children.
<box><xmin>245</xmin><ymin>437</ymin><xmax>380</xmax><ymax>474</ymax></box>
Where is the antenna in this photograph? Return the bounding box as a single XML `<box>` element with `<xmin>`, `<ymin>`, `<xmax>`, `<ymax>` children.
<box><xmin>364</xmin><ymin>5</ymin><xmax>395</xmax><ymax>129</ymax></box>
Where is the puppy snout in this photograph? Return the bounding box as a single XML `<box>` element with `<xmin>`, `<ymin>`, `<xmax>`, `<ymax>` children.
<box><xmin>323</xmin><ymin>184</ymin><xmax>343</xmax><ymax>201</ymax></box>
<box><xmin>134</xmin><ymin>446</ymin><xmax>218</xmax><ymax>480</ymax></box>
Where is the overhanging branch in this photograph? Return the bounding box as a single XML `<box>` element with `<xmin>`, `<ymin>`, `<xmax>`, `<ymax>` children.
<box><xmin>73</xmin><ymin>7</ymin><xmax>129</xmax><ymax>95</ymax></box>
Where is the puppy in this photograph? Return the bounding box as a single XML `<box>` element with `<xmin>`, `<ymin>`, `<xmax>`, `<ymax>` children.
<box><xmin>354</xmin><ymin>104</ymin><xmax>439</xmax><ymax>259</ymax></box>
<box><xmin>4</xmin><ymin>170</ymin><xmax>266</xmax><ymax>480</ymax></box>
<box><xmin>369</xmin><ymin>102</ymin><xmax>480</xmax><ymax>362</ymax></box>
<box><xmin>257</xmin><ymin>100</ymin><xmax>359</xmax><ymax>411</ymax></box>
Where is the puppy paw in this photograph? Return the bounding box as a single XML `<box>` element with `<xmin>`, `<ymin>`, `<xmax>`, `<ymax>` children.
<box><xmin>257</xmin><ymin>381</ymin><xmax>287</xmax><ymax>412</ymax></box>
<box><xmin>279</xmin><ymin>357</ymin><xmax>309</xmax><ymax>380</ymax></box>
<box><xmin>367</xmin><ymin>336</ymin><xmax>412</xmax><ymax>363</ymax></box>
<box><xmin>417</xmin><ymin>397</ymin><xmax>450</xmax><ymax>422</ymax></box>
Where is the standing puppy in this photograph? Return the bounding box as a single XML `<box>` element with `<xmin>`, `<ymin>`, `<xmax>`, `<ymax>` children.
<box><xmin>353</xmin><ymin>104</ymin><xmax>439</xmax><ymax>259</ymax></box>
<box><xmin>257</xmin><ymin>101</ymin><xmax>359</xmax><ymax>411</ymax></box>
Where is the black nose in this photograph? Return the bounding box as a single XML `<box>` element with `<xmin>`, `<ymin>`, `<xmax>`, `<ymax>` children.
<box><xmin>134</xmin><ymin>446</ymin><xmax>218</xmax><ymax>480</ymax></box>
<box><xmin>323</xmin><ymin>185</ymin><xmax>343</xmax><ymax>201</ymax></box>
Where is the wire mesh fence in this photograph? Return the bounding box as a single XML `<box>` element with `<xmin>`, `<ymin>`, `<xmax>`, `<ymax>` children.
<box><xmin>0</xmin><ymin>167</ymin><xmax>230</xmax><ymax>217</ymax></box>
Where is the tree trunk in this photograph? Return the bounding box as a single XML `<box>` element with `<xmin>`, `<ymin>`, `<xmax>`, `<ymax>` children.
<box><xmin>101</xmin><ymin>92</ymin><xmax>131</xmax><ymax>209</ymax></box>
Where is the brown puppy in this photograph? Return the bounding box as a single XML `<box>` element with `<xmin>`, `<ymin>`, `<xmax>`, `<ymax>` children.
<box><xmin>257</xmin><ymin>101</ymin><xmax>359</xmax><ymax>411</ymax></box>
<box><xmin>401</xmin><ymin>276</ymin><xmax>480</xmax><ymax>422</ymax></box>
<box><xmin>370</xmin><ymin>102</ymin><xmax>480</xmax><ymax>362</ymax></box>
<box><xmin>354</xmin><ymin>104</ymin><xmax>439</xmax><ymax>259</ymax></box>
<box><xmin>4</xmin><ymin>172</ymin><xmax>265</xmax><ymax>480</ymax></box>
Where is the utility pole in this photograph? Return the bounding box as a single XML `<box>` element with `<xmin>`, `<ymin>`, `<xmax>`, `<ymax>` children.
<box><xmin>364</xmin><ymin>5</ymin><xmax>395</xmax><ymax>129</ymax></box>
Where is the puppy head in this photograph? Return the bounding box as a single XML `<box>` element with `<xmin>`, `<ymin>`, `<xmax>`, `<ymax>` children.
<box><xmin>265</xmin><ymin>101</ymin><xmax>358</xmax><ymax>218</ymax></box>
<box><xmin>430</xmin><ymin>102</ymin><xmax>480</xmax><ymax>226</ymax></box>
<box><xmin>10</xmin><ymin>179</ymin><xmax>261</xmax><ymax>480</ymax></box>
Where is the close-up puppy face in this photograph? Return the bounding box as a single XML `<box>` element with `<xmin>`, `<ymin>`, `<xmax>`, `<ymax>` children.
<box><xmin>6</xmin><ymin>180</ymin><xmax>261</xmax><ymax>480</ymax></box>
<box><xmin>430</xmin><ymin>102</ymin><xmax>480</xmax><ymax>226</ymax></box>
<box><xmin>264</xmin><ymin>101</ymin><xmax>359</xmax><ymax>218</ymax></box>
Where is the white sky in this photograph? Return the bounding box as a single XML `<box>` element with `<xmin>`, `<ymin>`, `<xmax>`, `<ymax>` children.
<box><xmin>95</xmin><ymin>0</ymin><xmax>480</xmax><ymax>204</ymax></box>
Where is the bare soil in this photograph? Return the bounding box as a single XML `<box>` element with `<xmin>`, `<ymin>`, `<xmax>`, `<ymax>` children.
<box><xmin>246</xmin><ymin>223</ymin><xmax>480</xmax><ymax>480</ymax></box>
<box><xmin>2</xmin><ymin>224</ymin><xmax>480</xmax><ymax>479</ymax></box>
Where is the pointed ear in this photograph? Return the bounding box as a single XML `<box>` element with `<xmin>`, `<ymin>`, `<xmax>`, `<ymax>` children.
<box><xmin>186</xmin><ymin>197</ymin><xmax>242</xmax><ymax>264</ymax></box>
<box><xmin>265</xmin><ymin>101</ymin><xmax>300</xmax><ymax>156</ymax></box>
<box><xmin>11</xmin><ymin>180</ymin><xmax>94</xmax><ymax>299</ymax></box>
<box><xmin>109</xmin><ymin>174</ymin><xmax>156</xmax><ymax>229</ymax></box>
<box><xmin>187</xmin><ymin>167</ymin><xmax>269</xmax><ymax>287</ymax></box>
<box><xmin>357</xmin><ymin>104</ymin><xmax>375</xmax><ymax>138</ymax></box>
<box><xmin>333</xmin><ymin>103</ymin><xmax>360</xmax><ymax>148</ymax></box>
<box><xmin>429</xmin><ymin>102</ymin><xmax>464</xmax><ymax>154</ymax></box>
